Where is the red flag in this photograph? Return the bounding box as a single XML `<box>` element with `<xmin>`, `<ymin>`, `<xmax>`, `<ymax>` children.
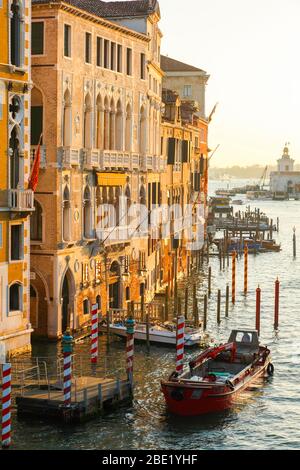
<box><xmin>29</xmin><ymin>135</ymin><xmax>42</xmax><ymax>192</ymax></box>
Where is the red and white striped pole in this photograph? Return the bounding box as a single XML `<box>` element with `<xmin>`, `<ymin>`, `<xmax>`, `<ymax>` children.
<box><xmin>91</xmin><ymin>304</ymin><xmax>99</xmax><ymax>364</ymax></box>
<box><xmin>126</xmin><ymin>318</ymin><xmax>135</xmax><ymax>385</ymax></box>
<box><xmin>62</xmin><ymin>330</ymin><xmax>74</xmax><ymax>407</ymax></box>
<box><xmin>1</xmin><ymin>363</ymin><xmax>12</xmax><ymax>449</ymax></box>
<box><xmin>176</xmin><ymin>316</ymin><xmax>185</xmax><ymax>375</ymax></box>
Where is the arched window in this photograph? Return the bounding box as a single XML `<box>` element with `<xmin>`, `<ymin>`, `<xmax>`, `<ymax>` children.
<box><xmin>10</xmin><ymin>0</ymin><xmax>24</xmax><ymax>68</ymax></box>
<box><xmin>115</xmin><ymin>100</ymin><xmax>123</xmax><ymax>151</ymax></box>
<box><xmin>96</xmin><ymin>295</ymin><xmax>101</xmax><ymax>311</ymax></box>
<box><xmin>83</xmin><ymin>298</ymin><xmax>90</xmax><ymax>316</ymax></box>
<box><xmin>31</xmin><ymin>200</ymin><xmax>43</xmax><ymax>241</ymax></box>
<box><xmin>95</xmin><ymin>95</ymin><xmax>103</xmax><ymax>149</ymax></box>
<box><xmin>63</xmin><ymin>89</ymin><xmax>72</xmax><ymax>147</ymax></box>
<box><xmin>9</xmin><ymin>283</ymin><xmax>22</xmax><ymax>312</ymax></box>
<box><xmin>31</xmin><ymin>87</ymin><xmax>43</xmax><ymax>146</ymax></box>
<box><xmin>83</xmin><ymin>186</ymin><xmax>93</xmax><ymax>239</ymax></box>
<box><xmin>110</xmin><ymin>98</ymin><xmax>116</xmax><ymax>150</ymax></box>
<box><xmin>140</xmin><ymin>185</ymin><xmax>146</xmax><ymax>205</ymax></box>
<box><xmin>139</xmin><ymin>105</ymin><xmax>147</xmax><ymax>154</ymax></box>
<box><xmin>63</xmin><ymin>186</ymin><xmax>71</xmax><ymax>242</ymax></box>
<box><xmin>9</xmin><ymin>124</ymin><xmax>22</xmax><ymax>189</ymax></box>
<box><xmin>104</xmin><ymin>97</ymin><xmax>110</xmax><ymax>150</ymax></box>
<box><xmin>125</xmin><ymin>103</ymin><xmax>132</xmax><ymax>152</ymax></box>
<box><xmin>84</xmin><ymin>93</ymin><xmax>92</xmax><ymax>149</ymax></box>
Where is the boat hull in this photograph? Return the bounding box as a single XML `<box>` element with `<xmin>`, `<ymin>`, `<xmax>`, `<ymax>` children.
<box><xmin>161</xmin><ymin>361</ymin><xmax>270</xmax><ymax>416</ymax></box>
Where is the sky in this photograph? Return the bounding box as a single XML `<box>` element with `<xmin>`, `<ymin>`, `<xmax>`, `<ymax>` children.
<box><xmin>158</xmin><ymin>0</ymin><xmax>300</xmax><ymax>167</ymax></box>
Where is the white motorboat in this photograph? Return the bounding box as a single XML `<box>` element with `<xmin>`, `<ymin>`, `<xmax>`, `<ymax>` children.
<box><xmin>99</xmin><ymin>321</ymin><xmax>203</xmax><ymax>347</ymax></box>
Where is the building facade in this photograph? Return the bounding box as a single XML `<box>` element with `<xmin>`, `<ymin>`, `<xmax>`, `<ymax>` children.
<box><xmin>0</xmin><ymin>0</ymin><xmax>34</xmax><ymax>356</ymax></box>
<box><xmin>30</xmin><ymin>0</ymin><xmax>164</xmax><ymax>339</ymax></box>
<box><xmin>270</xmin><ymin>145</ymin><xmax>300</xmax><ymax>197</ymax></box>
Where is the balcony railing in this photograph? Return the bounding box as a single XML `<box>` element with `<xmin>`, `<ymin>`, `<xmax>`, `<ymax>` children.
<box><xmin>140</xmin><ymin>155</ymin><xmax>166</xmax><ymax>172</ymax></box>
<box><xmin>59</xmin><ymin>147</ymin><xmax>81</xmax><ymax>168</ymax></box>
<box><xmin>101</xmin><ymin>150</ymin><xmax>140</xmax><ymax>171</ymax></box>
<box><xmin>8</xmin><ymin>189</ymin><xmax>34</xmax><ymax>212</ymax></box>
<box><xmin>96</xmin><ymin>226</ymin><xmax>132</xmax><ymax>246</ymax></box>
<box><xmin>30</xmin><ymin>145</ymin><xmax>47</xmax><ymax>168</ymax></box>
<box><xmin>83</xmin><ymin>149</ymin><xmax>100</xmax><ymax>169</ymax></box>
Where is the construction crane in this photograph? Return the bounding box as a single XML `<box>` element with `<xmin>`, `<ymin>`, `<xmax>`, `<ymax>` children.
<box><xmin>259</xmin><ymin>165</ymin><xmax>268</xmax><ymax>190</ymax></box>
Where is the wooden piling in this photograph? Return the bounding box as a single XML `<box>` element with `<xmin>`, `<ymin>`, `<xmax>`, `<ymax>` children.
<box><xmin>232</xmin><ymin>251</ymin><xmax>236</xmax><ymax>304</ymax></box>
<box><xmin>244</xmin><ymin>245</ymin><xmax>248</xmax><ymax>295</ymax></box>
<box><xmin>141</xmin><ymin>292</ymin><xmax>145</xmax><ymax>323</ymax></box>
<box><xmin>185</xmin><ymin>287</ymin><xmax>188</xmax><ymax>319</ymax></box>
<box><xmin>146</xmin><ymin>313</ymin><xmax>150</xmax><ymax>351</ymax></box>
<box><xmin>293</xmin><ymin>227</ymin><xmax>296</xmax><ymax>258</ymax></box>
<box><xmin>225</xmin><ymin>284</ymin><xmax>229</xmax><ymax>317</ymax></box>
<box><xmin>217</xmin><ymin>290</ymin><xmax>221</xmax><ymax>325</ymax></box>
<box><xmin>256</xmin><ymin>287</ymin><xmax>261</xmax><ymax>335</ymax></box>
<box><xmin>203</xmin><ymin>295</ymin><xmax>208</xmax><ymax>331</ymax></box>
<box><xmin>274</xmin><ymin>279</ymin><xmax>280</xmax><ymax>330</ymax></box>
<box><xmin>208</xmin><ymin>266</ymin><xmax>212</xmax><ymax>298</ymax></box>
<box><xmin>165</xmin><ymin>287</ymin><xmax>169</xmax><ymax>321</ymax></box>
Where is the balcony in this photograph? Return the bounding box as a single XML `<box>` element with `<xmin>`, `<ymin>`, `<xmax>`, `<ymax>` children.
<box><xmin>96</xmin><ymin>226</ymin><xmax>132</xmax><ymax>247</ymax></box>
<box><xmin>101</xmin><ymin>150</ymin><xmax>140</xmax><ymax>171</ymax></box>
<box><xmin>8</xmin><ymin>189</ymin><xmax>34</xmax><ymax>212</ymax></box>
<box><xmin>83</xmin><ymin>149</ymin><xmax>100</xmax><ymax>169</ymax></box>
<box><xmin>30</xmin><ymin>146</ymin><xmax>47</xmax><ymax>169</ymax></box>
<box><xmin>140</xmin><ymin>155</ymin><xmax>166</xmax><ymax>172</ymax></box>
<box><xmin>58</xmin><ymin>147</ymin><xmax>81</xmax><ymax>168</ymax></box>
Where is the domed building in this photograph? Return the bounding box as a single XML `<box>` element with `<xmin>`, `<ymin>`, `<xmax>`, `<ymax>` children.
<box><xmin>270</xmin><ymin>145</ymin><xmax>300</xmax><ymax>199</ymax></box>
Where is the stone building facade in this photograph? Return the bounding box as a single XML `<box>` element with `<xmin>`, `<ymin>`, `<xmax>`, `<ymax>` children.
<box><xmin>0</xmin><ymin>0</ymin><xmax>34</xmax><ymax>356</ymax></box>
<box><xmin>30</xmin><ymin>0</ymin><xmax>164</xmax><ymax>338</ymax></box>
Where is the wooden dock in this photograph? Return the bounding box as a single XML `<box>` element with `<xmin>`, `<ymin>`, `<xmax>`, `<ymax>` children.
<box><xmin>15</xmin><ymin>376</ymin><xmax>132</xmax><ymax>424</ymax></box>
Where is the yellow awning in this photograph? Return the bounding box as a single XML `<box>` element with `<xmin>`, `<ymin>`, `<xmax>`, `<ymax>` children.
<box><xmin>97</xmin><ymin>173</ymin><xmax>127</xmax><ymax>187</ymax></box>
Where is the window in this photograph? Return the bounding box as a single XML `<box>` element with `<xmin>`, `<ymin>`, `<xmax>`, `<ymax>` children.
<box><xmin>63</xmin><ymin>186</ymin><xmax>71</xmax><ymax>242</ymax></box>
<box><xmin>9</xmin><ymin>283</ymin><xmax>22</xmax><ymax>312</ymax></box>
<box><xmin>110</xmin><ymin>42</ymin><xmax>116</xmax><ymax>71</ymax></box>
<box><xmin>32</xmin><ymin>22</ymin><xmax>44</xmax><ymax>55</ymax></box>
<box><xmin>183</xmin><ymin>85</ymin><xmax>192</xmax><ymax>98</ymax></box>
<box><xmin>85</xmin><ymin>32</ymin><xmax>92</xmax><ymax>63</ymax></box>
<box><xmin>10</xmin><ymin>224</ymin><xmax>23</xmax><ymax>261</ymax></box>
<box><xmin>31</xmin><ymin>200</ymin><xmax>43</xmax><ymax>242</ymax></box>
<box><xmin>126</xmin><ymin>48</ymin><xmax>132</xmax><ymax>76</ymax></box>
<box><xmin>96</xmin><ymin>37</ymin><xmax>103</xmax><ymax>67</ymax></box>
<box><xmin>83</xmin><ymin>186</ymin><xmax>93</xmax><ymax>239</ymax></box>
<box><xmin>96</xmin><ymin>295</ymin><xmax>101</xmax><ymax>311</ymax></box>
<box><xmin>11</xmin><ymin>0</ymin><xmax>24</xmax><ymax>67</ymax></box>
<box><xmin>104</xmin><ymin>40</ymin><xmax>109</xmax><ymax>68</ymax></box>
<box><xmin>83</xmin><ymin>298</ymin><xmax>90</xmax><ymax>316</ymax></box>
<box><xmin>64</xmin><ymin>24</ymin><xmax>71</xmax><ymax>57</ymax></box>
<box><xmin>31</xmin><ymin>87</ymin><xmax>43</xmax><ymax>145</ymax></box>
<box><xmin>117</xmin><ymin>44</ymin><xmax>122</xmax><ymax>72</ymax></box>
<box><xmin>140</xmin><ymin>53</ymin><xmax>146</xmax><ymax>79</ymax></box>
<box><xmin>126</xmin><ymin>287</ymin><xmax>130</xmax><ymax>302</ymax></box>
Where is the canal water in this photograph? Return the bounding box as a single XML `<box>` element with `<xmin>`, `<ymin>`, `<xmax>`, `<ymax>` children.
<box><xmin>8</xmin><ymin>180</ymin><xmax>300</xmax><ymax>450</ymax></box>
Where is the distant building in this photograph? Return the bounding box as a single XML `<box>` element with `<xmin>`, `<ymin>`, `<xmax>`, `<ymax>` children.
<box><xmin>160</xmin><ymin>55</ymin><xmax>210</xmax><ymax>118</ymax></box>
<box><xmin>270</xmin><ymin>145</ymin><xmax>300</xmax><ymax>197</ymax></box>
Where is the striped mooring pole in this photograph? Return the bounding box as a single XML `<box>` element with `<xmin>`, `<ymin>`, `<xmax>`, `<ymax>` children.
<box><xmin>126</xmin><ymin>317</ymin><xmax>135</xmax><ymax>385</ymax></box>
<box><xmin>244</xmin><ymin>245</ymin><xmax>248</xmax><ymax>295</ymax></box>
<box><xmin>176</xmin><ymin>316</ymin><xmax>185</xmax><ymax>375</ymax></box>
<box><xmin>62</xmin><ymin>329</ymin><xmax>74</xmax><ymax>407</ymax></box>
<box><xmin>1</xmin><ymin>363</ymin><xmax>12</xmax><ymax>449</ymax></box>
<box><xmin>91</xmin><ymin>304</ymin><xmax>99</xmax><ymax>364</ymax></box>
<box><xmin>232</xmin><ymin>251</ymin><xmax>237</xmax><ymax>304</ymax></box>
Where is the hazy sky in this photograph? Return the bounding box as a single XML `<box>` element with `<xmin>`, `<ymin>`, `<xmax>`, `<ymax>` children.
<box><xmin>159</xmin><ymin>0</ymin><xmax>300</xmax><ymax>167</ymax></box>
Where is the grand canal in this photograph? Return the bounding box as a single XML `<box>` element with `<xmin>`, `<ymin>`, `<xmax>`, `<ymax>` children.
<box><xmin>9</xmin><ymin>180</ymin><xmax>300</xmax><ymax>450</ymax></box>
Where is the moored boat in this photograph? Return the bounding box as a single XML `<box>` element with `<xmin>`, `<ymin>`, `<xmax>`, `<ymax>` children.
<box><xmin>99</xmin><ymin>320</ymin><xmax>204</xmax><ymax>347</ymax></box>
<box><xmin>161</xmin><ymin>329</ymin><xmax>273</xmax><ymax>416</ymax></box>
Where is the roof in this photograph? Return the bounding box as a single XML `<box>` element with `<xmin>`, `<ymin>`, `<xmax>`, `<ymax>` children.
<box><xmin>32</xmin><ymin>0</ymin><xmax>158</xmax><ymax>18</ymax></box>
<box><xmin>161</xmin><ymin>55</ymin><xmax>206</xmax><ymax>74</ymax></box>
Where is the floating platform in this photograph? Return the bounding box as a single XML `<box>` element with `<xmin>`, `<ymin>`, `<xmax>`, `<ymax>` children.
<box><xmin>16</xmin><ymin>376</ymin><xmax>132</xmax><ymax>424</ymax></box>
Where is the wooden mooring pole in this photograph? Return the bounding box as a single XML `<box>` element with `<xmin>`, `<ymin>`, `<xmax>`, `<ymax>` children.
<box><xmin>217</xmin><ymin>290</ymin><xmax>221</xmax><ymax>325</ymax></box>
<box><xmin>203</xmin><ymin>295</ymin><xmax>208</xmax><ymax>331</ymax></box>
<box><xmin>244</xmin><ymin>245</ymin><xmax>248</xmax><ymax>295</ymax></box>
<box><xmin>185</xmin><ymin>287</ymin><xmax>188</xmax><ymax>319</ymax></box>
<box><xmin>208</xmin><ymin>266</ymin><xmax>212</xmax><ymax>298</ymax></box>
<box><xmin>225</xmin><ymin>284</ymin><xmax>229</xmax><ymax>318</ymax></box>
<box><xmin>293</xmin><ymin>227</ymin><xmax>297</xmax><ymax>258</ymax></box>
<box><xmin>274</xmin><ymin>279</ymin><xmax>280</xmax><ymax>331</ymax></box>
<box><xmin>256</xmin><ymin>286</ymin><xmax>261</xmax><ymax>336</ymax></box>
<box><xmin>232</xmin><ymin>251</ymin><xmax>236</xmax><ymax>304</ymax></box>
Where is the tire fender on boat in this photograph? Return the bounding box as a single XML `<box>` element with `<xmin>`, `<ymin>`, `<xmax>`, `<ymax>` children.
<box><xmin>225</xmin><ymin>380</ymin><xmax>235</xmax><ymax>391</ymax></box>
<box><xmin>267</xmin><ymin>363</ymin><xmax>274</xmax><ymax>376</ymax></box>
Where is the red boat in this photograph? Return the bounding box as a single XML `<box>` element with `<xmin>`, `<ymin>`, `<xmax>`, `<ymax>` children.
<box><xmin>161</xmin><ymin>330</ymin><xmax>273</xmax><ymax>416</ymax></box>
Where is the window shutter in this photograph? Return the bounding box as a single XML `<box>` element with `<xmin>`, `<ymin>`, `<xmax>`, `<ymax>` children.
<box><xmin>167</xmin><ymin>138</ymin><xmax>176</xmax><ymax>165</ymax></box>
<box><xmin>200</xmin><ymin>155</ymin><xmax>204</xmax><ymax>175</ymax></box>
<box><xmin>181</xmin><ymin>140</ymin><xmax>189</xmax><ymax>163</ymax></box>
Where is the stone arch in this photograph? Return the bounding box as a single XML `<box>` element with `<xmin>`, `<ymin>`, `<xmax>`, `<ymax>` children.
<box><xmin>84</xmin><ymin>92</ymin><xmax>93</xmax><ymax>149</ymax></box>
<box><xmin>83</xmin><ymin>185</ymin><xmax>93</xmax><ymax>239</ymax></box>
<box><xmin>139</xmin><ymin>105</ymin><xmax>147</xmax><ymax>154</ymax></box>
<box><xmin>31</xmin><ymin>199</ymin><xmax>43</xmax><ymax>242</ymax></box>
<box><xmin>125</xmin><ymin>103</ymin><xmax>132</xmax><ymax>152</ymax></box>
<box><xmin>63</xmin><ymin>88</ymin><xmax>72</xmax><ymax>147</ymax></box>
<box><xmin>30</xmin><ymin>269</ymin><xmax>49</xmax><ymax>336</ymax></box>
<box><xmin>115</xmin><ymin>99</ymin><xmax>123</xmax><ymax>151</ymax></box>
<box><xmin>60</xmin><ymin>267</ymin><xmax>76</xmax><ymax>333</ymax></box>
<box><xmin>110</xmin><ymin>97</ymin><xmax>116</xmax><ymax>150</ymax></box>
<box><xmin>95</xmin><ymin>94</ymin><xmax>103</xmax><ymax>149</ymax></box>
<box><xmin>104</xmin><ymin>96</ymin><xmax>110</xmax><ymax>150</ymax></box>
